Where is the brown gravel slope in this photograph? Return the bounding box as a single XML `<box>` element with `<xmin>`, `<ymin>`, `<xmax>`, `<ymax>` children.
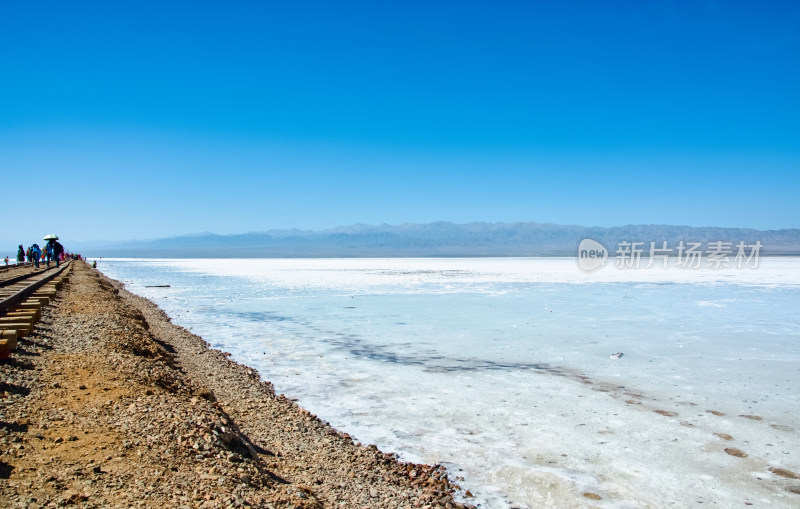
<box><xmin>0</xmin><ymin>262</ymin><xmax>471</xmax><ymax>508</ymax></box>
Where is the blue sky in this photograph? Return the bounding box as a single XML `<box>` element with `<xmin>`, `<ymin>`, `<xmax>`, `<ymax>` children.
<box><xmin>1</xmin><ymin>1</ymin><xmax>798</xmax><ymax>249</ymax></box>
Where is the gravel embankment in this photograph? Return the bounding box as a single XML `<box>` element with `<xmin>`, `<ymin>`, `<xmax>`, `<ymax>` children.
<box><xmin>0</xmin><ymin>261</ymin><xmax>471</xmax><ymax>508</ymax></box>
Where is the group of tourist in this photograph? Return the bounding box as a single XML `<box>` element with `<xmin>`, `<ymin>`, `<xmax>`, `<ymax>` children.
<box><xmin>4</xmin><ymin>236</ymin><xmax>73</xmax><ymax>269</ymax></box>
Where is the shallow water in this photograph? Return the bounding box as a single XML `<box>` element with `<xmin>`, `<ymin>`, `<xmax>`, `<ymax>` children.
<box><xmin>97</xmin><ymin>257</ymin><xmax>800</xmax><ymax>507</ymax></box>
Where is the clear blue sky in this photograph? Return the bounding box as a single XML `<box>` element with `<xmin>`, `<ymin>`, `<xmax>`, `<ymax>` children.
<box><xmin>1</xmin><ymin>1</ymin><xmax>798</xmax><ymax>249</ymax></box>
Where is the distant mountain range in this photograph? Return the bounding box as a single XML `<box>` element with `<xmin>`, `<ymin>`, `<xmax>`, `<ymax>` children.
<box><xmin>69</xmin><ymin>222</ymin><xmax>800</xmax><ymax>258</ymax></box>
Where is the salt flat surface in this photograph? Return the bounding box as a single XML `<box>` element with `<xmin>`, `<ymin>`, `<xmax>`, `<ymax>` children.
<box><xmin>97</xmin><ymin>257</ymin><xmax>800</xmax><ymax>507</ymax></box>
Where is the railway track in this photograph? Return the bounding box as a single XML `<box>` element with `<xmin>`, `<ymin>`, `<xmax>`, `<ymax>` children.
<box><xmin>0</xmin><ymin>264</ymin><xmax>58</xmax><ymax>286</ymax></box>
<box><xmin>0</xmin><ymin>262</ymin><xmax>31</xmax><ymax>271</ymax></box>
<box><xmin>0</xmin><ymin>261</ymin><xmax>72</xmax><ymax>358</ymax></box>
<box><xmin>0</xmin><ymin>263</ymin><xmax>36</xmax><ymax>283</ymax></box>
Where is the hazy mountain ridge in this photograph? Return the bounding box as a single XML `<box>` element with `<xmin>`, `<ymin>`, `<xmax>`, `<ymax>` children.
<box><xmin>67</xmin><ymin>222</ymin><xmax>800</xmax><ymax>258</ymax></box>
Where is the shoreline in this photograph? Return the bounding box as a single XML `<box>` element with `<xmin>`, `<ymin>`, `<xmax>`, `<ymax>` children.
<box><xmin>0</xmin><ymin>261</ymin><xmax>471</xmax><ymax>508</ymax></box>
<box><xmin>79</xmin><ymin>258</ymin><xmax>800</xmax><ymax>507</ymax></box>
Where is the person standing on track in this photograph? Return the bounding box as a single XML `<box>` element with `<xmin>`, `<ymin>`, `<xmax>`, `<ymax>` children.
<box><xmin>17</xmin><ymin>245</ymin><xmax>25</xmax><ymax>265</ymax></box>
<box><xmin>29</xmin><ymin>243</ymin><xmax>41</xmax><ymax>269</ymax></box>
<box><xmin>45</xmin><ymin>241</ymin><xmax>54</xmax><ymax>267</ymax></box>
<box><xmin>45</xmin><ymin>239</ymin><xmax>64</xmax><ymax>268</ymax></box>
<box><xmin>54</xmin><ymin>240</ymin><xmax>64</xmax><ymax>267</ymax></box>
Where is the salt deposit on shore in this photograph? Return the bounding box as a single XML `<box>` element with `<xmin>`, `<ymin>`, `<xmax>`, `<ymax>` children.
<box><xmin>0</xmin><ymin>262</ymin><xmax>467</xmax><ymax>508</ymax></box>
<box><xmin>96</xmin><ymin>257</ymin><xmax>800</xmax><ymax>508</ymax></box>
